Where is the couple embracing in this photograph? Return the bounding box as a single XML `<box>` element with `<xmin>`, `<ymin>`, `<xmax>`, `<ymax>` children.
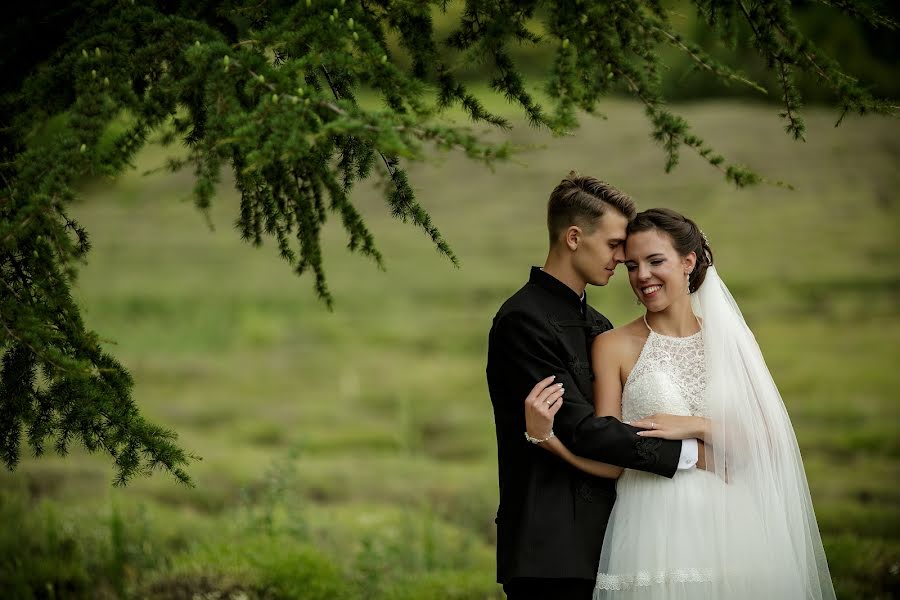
<box><xmin>486</xmin><ymin>173</ymin><xmax>835</xmax><ymax>599</ymax></box>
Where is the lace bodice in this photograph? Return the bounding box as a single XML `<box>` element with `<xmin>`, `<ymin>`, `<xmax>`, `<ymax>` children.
<box><xmin>621</xmin><ymin>317</ymin><xmax>708</xmax><ymax>423</ymax></box>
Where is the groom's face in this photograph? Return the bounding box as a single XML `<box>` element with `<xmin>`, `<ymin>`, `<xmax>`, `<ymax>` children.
<box><xmin>574</xmin><ymin>211</ymin><xmax>628</xmax><ymax>286</ymax></box>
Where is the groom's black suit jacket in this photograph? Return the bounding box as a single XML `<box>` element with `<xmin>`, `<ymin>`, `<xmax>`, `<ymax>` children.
<box><xmin>487</xmin><ymin>267</ymin><xmax>682</xmax><ymax>583</ymax></box>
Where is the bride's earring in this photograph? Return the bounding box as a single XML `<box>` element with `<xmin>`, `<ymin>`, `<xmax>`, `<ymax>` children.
<box><xmin>685</xmin><ymin>271</ymin><xmax>692</xmax><ymax>294</ymax></box>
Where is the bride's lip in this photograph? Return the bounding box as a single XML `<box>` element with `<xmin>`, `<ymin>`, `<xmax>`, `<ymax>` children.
<box><xmin>641</xmin><ymin>284</ymin><xmax>663</xmax><ymax>298</ymax></box>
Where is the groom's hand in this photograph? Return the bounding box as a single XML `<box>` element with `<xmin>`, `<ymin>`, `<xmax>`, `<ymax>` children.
<box><xmin>697</xmin><ymin>441</ymin><xmax>730</xmax><ymax>482</ymax></box>
<box><xmin>524</xmin><ymin>375</ymin><xmax>565</xmax><ymax>442</ymax></box>
<box><xmin>697</xmin><ymin>440</ymin><xmax>708</xmax><ymax>471</ymax></box>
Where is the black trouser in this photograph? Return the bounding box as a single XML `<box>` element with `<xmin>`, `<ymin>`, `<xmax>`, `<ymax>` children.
<box><xmin>503</xmin><ymin>577</ymin><xmax>595</xmax><ymax>600</ymax></box>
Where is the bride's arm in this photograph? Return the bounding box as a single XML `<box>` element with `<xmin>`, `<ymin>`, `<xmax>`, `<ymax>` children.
<box><xmin>630</xmin><ymin>414</ymin><xmax>711</xmax><ymax>442</ymax></box>
<box><xmin>591</xmin><ymin>331</ymin><xmax>624</xmax><ymax>420</ymax></box>
<box><xmin>542</xmin><ymin>436</ymin><xmax>623</xmax><ymax>479</ymax></box>
<box><xmin>524</xmin><ymin>377</ymin><xmax>623</xmax><ymax>479</ymax></box>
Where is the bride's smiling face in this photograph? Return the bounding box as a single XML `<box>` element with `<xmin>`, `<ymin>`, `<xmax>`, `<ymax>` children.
<box><xmin>624</xmin><ymin>229</ymin><xmax>696</xmax><ymax>311</ymax></box>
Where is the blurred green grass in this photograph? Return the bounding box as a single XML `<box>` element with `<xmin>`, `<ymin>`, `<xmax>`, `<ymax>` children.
<box><xmin>1</xmin><ymin>98</ymin><xmax>899</xmax><ymax>598</ymax></box>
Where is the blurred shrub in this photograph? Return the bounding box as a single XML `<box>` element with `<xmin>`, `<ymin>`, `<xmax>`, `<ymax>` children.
<box><xmin>0</xmin><ymin>490</ymin><xmax>92</xmax><ymax>598</ymax></box>
<box><xmin>380</xmin><ymin>571</ymin><xmax>503</xmax><ymax>599</ymax></box>
<box><xmin>824</xmin><ymin>534</ymin><xmax>900</xmax><ymax>599</ymax></box>
<box><xmin>0</xmin><ymin>490</ymin><xmax>162</xmax><ymax>599</ymax></box>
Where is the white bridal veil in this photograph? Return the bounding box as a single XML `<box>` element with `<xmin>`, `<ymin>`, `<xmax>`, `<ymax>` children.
<box><xmin>691</xmin><ymin>266</ymin><xmax>836</xmax><ymax>599</ymax></box>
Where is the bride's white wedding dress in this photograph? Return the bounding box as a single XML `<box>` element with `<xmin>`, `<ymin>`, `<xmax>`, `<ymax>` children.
<box><xmin>594</xmin><ymin>268</ymin><xmax>835</xmax><ymax>599</ymax></box>
<box><xmin>594</xmin><ymin>319</ymin><xmax>791</xmax><ymax>598</ymax></box>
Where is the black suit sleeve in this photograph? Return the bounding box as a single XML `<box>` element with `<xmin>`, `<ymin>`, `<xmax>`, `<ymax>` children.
<box><xmin>493</xmin><ymin>311</ymin><xmax>680</xmax><ymax>478</ymax></box>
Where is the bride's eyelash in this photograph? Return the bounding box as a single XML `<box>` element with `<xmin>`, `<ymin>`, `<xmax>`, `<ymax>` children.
<box><xmin>625</xmin><ymin>259</ymin><xmax>665</xmax><ymax>272</ymax></box>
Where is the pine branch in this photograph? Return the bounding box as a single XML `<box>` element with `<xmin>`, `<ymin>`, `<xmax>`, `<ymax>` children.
<box><xmin>646</xmin><ymin>21</ymin><xmax>767</xmax><ymax>94</ymax></box>
<box><xmin>812</xmin><ymin>0</ymin><xmax>899</xmax><ymax>29</ymax></box>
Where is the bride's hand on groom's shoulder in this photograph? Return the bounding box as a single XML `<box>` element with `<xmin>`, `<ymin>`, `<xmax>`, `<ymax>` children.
<box><xmin>630</xmin><ymin>414</ymin><xmax>710</xmax><ymax>441</ymax></box>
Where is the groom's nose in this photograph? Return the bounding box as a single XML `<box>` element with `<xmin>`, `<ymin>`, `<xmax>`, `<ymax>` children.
<box><xmin>613</xmin><ymin>245</ymin><xmax>625</xmax><ymax>263</ymax></box>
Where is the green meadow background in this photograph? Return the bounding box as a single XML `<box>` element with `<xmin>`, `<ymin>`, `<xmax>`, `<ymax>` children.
<box><xmin>1</xmin><ymin>97</ymin><xmax>898</xmax><ymax>598</ymax></box>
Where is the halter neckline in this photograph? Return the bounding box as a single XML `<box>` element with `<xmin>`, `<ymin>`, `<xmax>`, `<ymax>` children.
<box><xmin>642</xmin><ymin>313</ymin><xmax>702</xmax><ymax>339</ymax></box>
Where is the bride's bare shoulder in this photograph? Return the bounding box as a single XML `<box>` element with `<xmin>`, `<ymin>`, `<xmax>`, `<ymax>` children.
<box><xmin>593</xmin><ymin>317</ymin><xmax>648</xmax><ymax>356</ymax></box>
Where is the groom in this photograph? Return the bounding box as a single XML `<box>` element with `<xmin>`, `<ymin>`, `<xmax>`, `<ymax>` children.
<box><xmin>486</xmin><ymin>173</ymin><xmax>702</xmax><ymax>599</ymax></box>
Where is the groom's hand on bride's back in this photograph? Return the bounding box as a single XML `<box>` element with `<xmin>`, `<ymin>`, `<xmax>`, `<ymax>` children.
<box><xmin>697</xmin><ymin>440</ymin><xmax>709</xmax><ymax>471</ymax></box>
<box><xmin>696</xmin><ymin>441</ymin><xmax>729</xmax><ymax>481</ymax></box>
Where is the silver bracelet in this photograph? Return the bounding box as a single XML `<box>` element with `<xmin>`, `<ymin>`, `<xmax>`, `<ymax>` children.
<box><xmin>525</xmin><ymin>430</ymin><xmax>555</xmax><ymax>444</ymax></box>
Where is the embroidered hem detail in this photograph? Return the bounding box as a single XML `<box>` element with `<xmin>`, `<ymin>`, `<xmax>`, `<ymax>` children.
<box><xmin>595</xmin><ymin>568</ymin><xmax>714</xmax><ymax>591</ymax></box>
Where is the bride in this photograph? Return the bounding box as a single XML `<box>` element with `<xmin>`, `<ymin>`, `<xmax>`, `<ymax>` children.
<box><xmin>526</xmin><ymin>208</ymin><xmax>835</xmax><ymax>599</ymax></box>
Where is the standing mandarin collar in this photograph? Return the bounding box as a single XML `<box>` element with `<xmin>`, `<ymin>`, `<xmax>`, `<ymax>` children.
<box><xmin>529</xmin><ymin>266</ymin><xmax>588</xmax><ymax>315</ymax></box>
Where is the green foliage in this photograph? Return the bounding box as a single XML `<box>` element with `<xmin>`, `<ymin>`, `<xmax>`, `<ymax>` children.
<box><xmin>661</xmin><ymin>1</ymin><xmax>900</xmax><ymax>104</ymax></box>
<box><xmin>379</xmin><ymin>571</ymin><xmax>503</xmax><ymax>599</ymax></box>
<box><xmin>0</xmin><ymin>100</ymin><xmax>898</xmax><ymax>595</ymax></box>
<box><xmin>0</xmin><ymin>490</ymin><xmax>168</xmax><ymax>599</ymax></box>
<box><xmin>824</xmin><ymin>534</ymin><xmax>900</xmax><ymax>599</ymax></box>
<box><xmin>0</xmin><ymin>1</ymin><xmax>896</xmax><ymax>485</ymax></box>
<box><xmin>170</xmin><ymin>535</ymin><xmax>354</xmax><ymax>600</ymax></box>
<box><xmin>0</xmin><ymin>493</ymin><xmax>90</xmax><ymax>599</ymax></box>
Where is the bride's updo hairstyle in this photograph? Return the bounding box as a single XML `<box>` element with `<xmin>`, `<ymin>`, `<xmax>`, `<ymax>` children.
<box><xmin>627</xmin><ymin>208</ymin><xmax>714</xmax><ymax>293</ymax></box>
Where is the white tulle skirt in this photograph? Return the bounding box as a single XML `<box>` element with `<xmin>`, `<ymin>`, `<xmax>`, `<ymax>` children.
<box><xmin>594</xmin><ymin>468</ymin><xmax>808</xmax><ymax>599</ymax></box>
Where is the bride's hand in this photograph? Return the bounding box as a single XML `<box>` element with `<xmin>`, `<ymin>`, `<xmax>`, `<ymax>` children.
<box><xmin>630</xmin><ymin>414</ymin><xmax>710</xmax><ymax>441</ymax></box>
<box><xmin>524</xmin><ymin>375</ymin><xmax>565</xmax><ymax>442</ymax></box>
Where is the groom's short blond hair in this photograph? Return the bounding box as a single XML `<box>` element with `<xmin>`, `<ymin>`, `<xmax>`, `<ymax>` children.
<box><xmin>547</xmin><ymin>172</ymin><xmax>636</xmax><ymax>245</ymax></box>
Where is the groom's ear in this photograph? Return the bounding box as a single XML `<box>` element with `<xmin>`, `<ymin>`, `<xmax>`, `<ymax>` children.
<box><xmin>565</xmin><ymin>225</ymin><xmax>581</xmax><ymax>251</ymax></box>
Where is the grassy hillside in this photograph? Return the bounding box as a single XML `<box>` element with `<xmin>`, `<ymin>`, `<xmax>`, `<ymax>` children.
<box><xmin>1</xmin><ymin>99</ymin><xmax>898</xmax><ymax>599</ymax></box>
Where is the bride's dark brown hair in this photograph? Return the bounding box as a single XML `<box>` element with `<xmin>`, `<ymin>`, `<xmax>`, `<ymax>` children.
<box><xmin>627</xmin><ymin>208</ymin><xmax>714</xmax><ymax>293</ymax></box>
